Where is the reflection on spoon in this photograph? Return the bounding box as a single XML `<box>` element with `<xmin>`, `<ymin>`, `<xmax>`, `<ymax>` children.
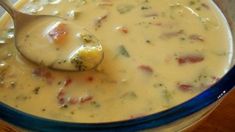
<box><xmin>0</xmin><ymin>0</ymin><xmax>104</xmax><ymax>71</ymax></box>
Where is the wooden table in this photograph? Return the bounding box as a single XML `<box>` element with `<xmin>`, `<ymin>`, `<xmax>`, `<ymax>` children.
<box><xmin>191</xmin><ymin>89</ymin><xmax>235</xmax><ymax>132</ymax></box>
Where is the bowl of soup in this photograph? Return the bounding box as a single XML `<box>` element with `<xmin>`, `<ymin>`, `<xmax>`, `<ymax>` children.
<box><xmin>0</xmin><ymin>0</ymin><xmax>234</xmax><ymax>131</ymax></box>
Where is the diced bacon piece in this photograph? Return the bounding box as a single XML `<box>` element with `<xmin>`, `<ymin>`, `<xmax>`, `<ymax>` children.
<box><xmin>32</xmin><ymin>68</ymin><xmax>54</xmax><ymax>84</ymax></box>
<box><xmin>58</xmin><ymin>97</ymin><xmax>66</xmax><ymax>105</ymax></box>
<box><xmin>86</xmin><ymin>76</ymin><xmax>94</xmax><ymax>82</ymax></box>
<box><xmin>64</xmin><ymin>78</ymin><xmax>73</xmax><ymax>87</ymax></box>
<box><xmin>33</xmin><ymin>68</ymin><xmax>51</xmax><ymax>78</ymax></box>
<box><xmin>48</xmin><ymin>23</ymin><xmax>68</xmax><ymax>43</ymax></box>
<box><xmin>177</xmin><ymin>54</ymin><xmax>204</xmax><ymax>65</ymax></box>
<box><xmin>116</xmin><ymin>26</ymin><xmax>129</xmax><ymax>34</ymax></box>
<box><xmin>79</xmin><ymin>95</ymin><xmax>93</xmax><ymax>103</ymax></box>
<box><xmin>57</xmin><ymin>88</ymin><xmax>65</xmax><ymax>99</ymax></box>
<box><xmin>177</xmin><ymin>83</ymin><xmax>193</xmax><ymax>92</ymax></box>
<box><xmin>68</xmin><ymin>97</ymin><xmax>78</xmax><ymax>105</ymax></box>
<box><xmin>138</xmin><ymin>65</ymin><xmax>153</xmax><ymax>74</ymax></box>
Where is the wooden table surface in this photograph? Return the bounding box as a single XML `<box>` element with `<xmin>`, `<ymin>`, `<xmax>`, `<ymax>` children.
<box><xmin>191</xmin><ymin>89</ymin><xmax>235</xmax><ymax>132</ymax></box>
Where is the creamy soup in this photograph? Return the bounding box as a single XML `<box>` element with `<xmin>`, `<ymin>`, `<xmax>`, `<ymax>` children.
<box><xmin>0</xmin><ymin>0</ymin><xmax>232</xmax><ymax>123</ymax></box>
<box><xmin>17</xmin><ymin>18</ymin><xmax>104</xmax><ymax>71</ymax></box>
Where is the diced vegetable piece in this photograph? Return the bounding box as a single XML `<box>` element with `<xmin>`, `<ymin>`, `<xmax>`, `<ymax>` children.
<box><xmin>70</xmin><ymin>46</ymin><xmax>103</xmax><ymax>71</ymax></box>
<box><xmin>162</xmin><ymin>89</ymin><xmax>172</xmax><ymax>103</ymax></box>
<box><xmin>161</xmin><ymin>30</ymin><xmax>184</xmax><ymax>39</ymax></box>
<box><xmin>48</xmin><ymin>23</ymin><xmax>68</xmax><ymax>43</ymax></box>
<box><xmin>117</xmin><ymin>4</ymin><xmax>134</xmax><ymax>14</ymax></box>
<box><xmin>90</xmin><ymin>101</ymin><xmax>101</xmax><ymax>108</ymax></box>
<box><xmin>201</xmin><ymin>3</ymin><xmax>210</xmax><ymax>10</ymax></box>
<box><xmin>94</xmin><ymin>14</ymin><xmax>108</xmax><ymax>30</ymax></box>
<box><xmin>118</xmin><ymin>45</ymin><xmax>130</xmax><ymax>57</ymax></box>
<box><xmin>116</xmin><ymin>26</ymin><xmax>129</xmax><ymax>34</ymax></box>
<box><xmin>67</xmin><ymin>10</ymin><xmax>81</xmax><ymax>20</ymax></box>
<box><xmin>80</xmin><ymin>34</ymin><xmax>95</xmax><ymax>43</ymax></box>
<box><xmin>33</xmin><ymin>87</ymin><xmax>41</xmax><ymax>95</ymax></box>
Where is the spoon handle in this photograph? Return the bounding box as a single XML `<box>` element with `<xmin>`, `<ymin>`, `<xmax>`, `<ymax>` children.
<box><xmin>0</xmin><ymin>0</ymin><xmax>17</xmax><ymax>18</ymax></box>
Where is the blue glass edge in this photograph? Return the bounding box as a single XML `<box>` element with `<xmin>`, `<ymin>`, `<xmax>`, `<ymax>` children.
<box><xmin>0</xmin><ymin>66</ymin><xmax>235</xmax><ymax>132</ymax></box>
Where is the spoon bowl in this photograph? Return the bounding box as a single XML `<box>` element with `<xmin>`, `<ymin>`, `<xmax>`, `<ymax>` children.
<box><xmin>0</xmin><ymin>0</ymin><xmax>104</xmax><ymax>72</ymax></box>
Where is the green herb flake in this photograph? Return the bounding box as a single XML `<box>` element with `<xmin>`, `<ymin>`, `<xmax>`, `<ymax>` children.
<box><xmin>90</xmin><ymin>101</ymin><xmax>101</xmax><ymax>108</ymax></box>
<box><xmin>117</xmin><ymin>4</ymin><xmax>134</xmax><ymax>14</ymax></box>
<box><xmin>33</xmin><ymin>87</ymin><xmax>41</xmax><ymax>95</ymax></box>
<box><xmin>120</xmin><ymin>91</ymin><xmax>138</xmax><ymax>100</ymax></box>
<box><xmin>162</xmin><ymin>89</ymin><xmax>172</xmax><ymax>103</ymax></box>
<box><xmin>118</xmin><ymin>45</ymin><xmax>130</xmax><ymax>57</ymax></box>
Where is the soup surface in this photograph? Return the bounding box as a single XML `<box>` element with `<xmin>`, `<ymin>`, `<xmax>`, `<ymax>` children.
<box><xmin>0</xmin><ymin>0</ymin><xmax>232</xmax><ymax>123</ymax></box>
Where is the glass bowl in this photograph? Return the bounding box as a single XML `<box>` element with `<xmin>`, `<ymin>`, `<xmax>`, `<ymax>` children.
<box><xmin>0</xmin><ymin>0</ymin><xmax>234</xmax><ymax>131</ymax></box>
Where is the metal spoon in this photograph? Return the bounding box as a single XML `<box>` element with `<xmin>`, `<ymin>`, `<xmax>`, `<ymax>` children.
<box><xmin>0</xmin><ymin>0</ymin><xmax>104</xmax><ymax>72</ymax></box>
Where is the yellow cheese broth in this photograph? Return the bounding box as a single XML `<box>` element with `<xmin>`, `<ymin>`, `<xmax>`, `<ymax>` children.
<box><xmin>0</xmin><ymin>0</ymin><xmax>232</xmax><ymax>122</ymax></box>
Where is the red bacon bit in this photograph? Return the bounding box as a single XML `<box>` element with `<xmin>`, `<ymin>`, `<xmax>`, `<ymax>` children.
<box><xmin>138</xmin><ymin>65</ymin><xmax>153</xmax><ymax>74</ymax></box>
<box><xmin>64</xmin><ymin>78</ymin><xmax>73</xmax><ymax>87</ymax></box>
<box><xmin>57</xmin><ymin>89</ymin><xmax>65</xmax><ymax>99</ymax></box>
<box><xmin>86</xmin><ymin>76</ymin><xmax>94</xmax><ymax>82</ymax></box>
<box><xmin>177</xmin><ymin>83</ymin><xmax>193</xmax><ymax>92</ymax></box>
<box><xmin>68</xmin><ymin>97</ymin><xmax>78</xmax><ymax>105</ymax></box>
<box><xmin>189</xmin><ymin>34</ymin><xmax>204</xmax><ymax>42</ymax></box>
<box><xmin>33</xmin><ymin>68</ymin><xmax>54</xmax><ymax>84</ymax></box>
<box><xmin>177</xmin><ymin>55</ymin><xmax>204</xmax><ymax>65</ymax></box>
<box><xmin>57</xmin><ymin>88</ymin><xmax>67</xmax><ymax>105</ymax></box>
<box><xmin>33</xmin><ymin>68</ymin><xmax>51</xmax><ymax>78</ymax></box>
<box><xmin>58</xmin><ymin>97</ymin><xmax>66</xmax><ymax>105</ymax></box>
<box><xmin>129</xmin><ymin>113</ymin><xmax>145</xmax><ymax>119</ymax></box>
<box><xmin>79</xmin><ymin>96</ymin><xmax>93</xmax><ymax>103</ymax></box>
<box><xmin>116</xmin><ymin>26</ymin><xmax>129</xmax><ymax>34</ymax></box>
<box><xmin>48</xmin><ymin>23</ymin><xmax>68</xmax><ymax>44</ymax></box>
